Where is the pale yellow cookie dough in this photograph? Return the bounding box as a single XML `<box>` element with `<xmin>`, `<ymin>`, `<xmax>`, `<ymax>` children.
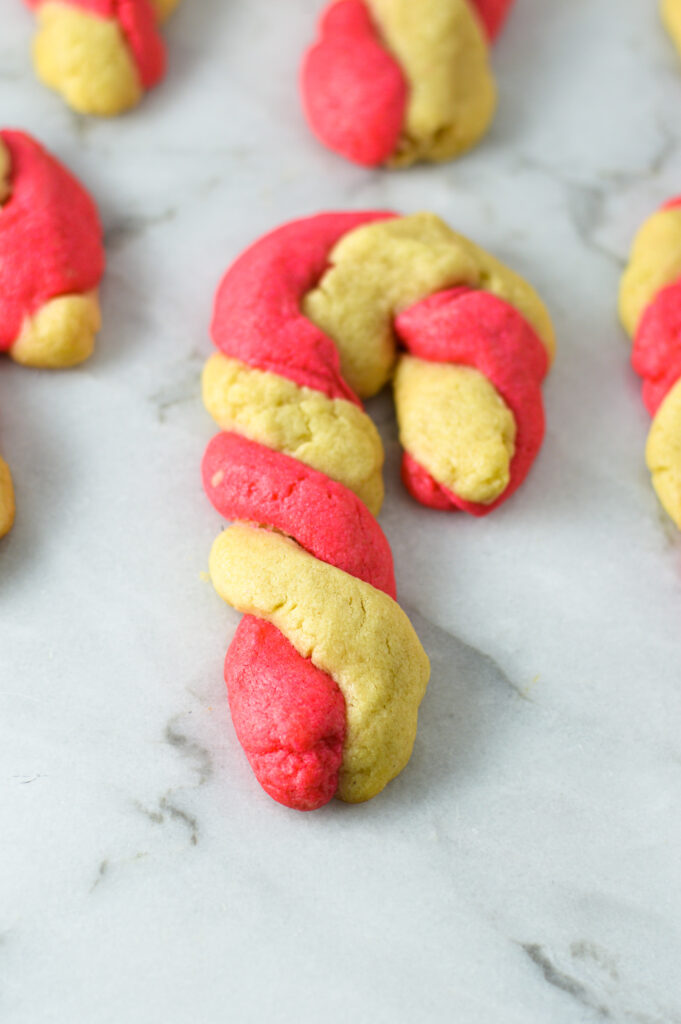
<box><xmin>210</xmin><ymin>524</ymin><xmax>430</xmax><ymax>803</ymax></box>
<box><xmin>647</xmin><ymin>377</ymin><xmax>681</xmax><ymax>529</ymax></box>
<box><xmin>32</xmin><ymin>3</ymin><xmax>142</xmax><ymax>116</ymax></box>
<box><xmin>619</xmin><ymin>204</ymin><xmax>681</xmax><ymax>530</ymax></box>
<box><xmin>364</xmin><ymin>0</ymin><xmax>496</xmax><ymax>166</ymax></box>
<box><xmin>619</xmin><ymin>205</ymin><xmax>681</xmax><ymax>337</ymax></box>
<box><xmin>202</xmin><ymin>353</ymin><xmax>385</xmax><ymax>515</ymax></box>
<box><xmin>10</xmin><ymin>292</ymin><xmax>101</xmax><ymax>369</ymax></box>
<box><xmin>0</xmin><ymin>458</ymin><xmax>15</xmax><ymax>539</ymax></box>
<box><xmin>662</xmin><ymin>0</ymin><xmax>681</xmax><ymax>58</ymax></box>
<box><xmin>394</xmin><ymin>356</ymin><xmax>516</xmax><ymax>504</ymax></box>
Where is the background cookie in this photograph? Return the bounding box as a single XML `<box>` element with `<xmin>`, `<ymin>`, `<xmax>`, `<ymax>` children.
<box><xmin>620</xmin><ymin>197</ymin><xmax>681</xmax><ymax>530</ymax></box>
<box><xmin>0</xmin><ymin>129</ymin><xmax>104</xmax><ymax>536</ymax></box>
<box><xmin>301</xmin><ymin>0</ymin><xmax>515</xmax><ymax>167</ymax></box>
<box><xmin>24</xmin><ymin>0</ymin><xmax>181</xmax><ymax>115</ymax></box>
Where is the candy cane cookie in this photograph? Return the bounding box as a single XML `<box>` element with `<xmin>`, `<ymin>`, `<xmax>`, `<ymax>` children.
<box><xmin>0</xmin><ymin>130</ymin><xmax>105</xmax><ymax>538</ymax></box>
<box><xmin>24</xmin><ymin>0</ymin><xmax>182</xmax><ymax>116</ymax></box>
<box><xmin>202</xmin><ymin>211</ymin><xmax>554</xmax><ymax>810</ymax></box>
<box><xmin>620</xmin><ymin>198</ymin><xmax>681</xmax><ymax>530</ymax></box>
<box><xmin>301</xmin><ymin>0</ymin><xmax>515</xmax><ymax>168</ymax></box>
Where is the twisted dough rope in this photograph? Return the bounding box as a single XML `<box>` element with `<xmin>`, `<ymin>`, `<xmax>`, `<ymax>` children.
<box><xmin>0</xmin><ymin>130</ymin><xmax>104</xmax><ymax>538</ymax></box>
<box><xmin>24</xmin><ymin>0</ymin><xmax>181</xmax><ymax>115</ymax></box>
<box><xmin>620</xmin><ymin>198</ymin><xmax>681</xmax><ymax>530</ymax></box>
<box><xmin>301</xmin><ymin>0</ymin><xmax>515</xmax><ymax>168</ymax></box>
<box><xmin>202</xmin><ymin>211</ymin><xmax>554</xmax><ymax>810</ymax></box>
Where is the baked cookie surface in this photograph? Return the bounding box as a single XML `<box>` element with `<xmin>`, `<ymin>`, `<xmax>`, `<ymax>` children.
<box><xmin>0</xmin><ymin>130</ymin><xmax>105</xmax><ymax>537</ymax></box>
<box><xmin>301</xmin><ymin>0</ymin><xmax>515</xmax><ymax>167</ymax></box>
<box><xmin>202</xmin><ymin>211</ymin><xmax>554</xmax><ymax>810</ymax></box>
<box><xmin>620</xmin><ymin>197</ymin><xmax>681</xmax><ymax>530</ymax></box>
<box><xmin>24</xmin><ymin>0</ymin><xmax>180</xmax><ymax>115</ymax></box>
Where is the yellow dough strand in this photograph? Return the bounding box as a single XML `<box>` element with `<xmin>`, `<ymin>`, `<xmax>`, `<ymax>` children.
<box><xmin>364</xmin><ymin>0</ymin><xmax>496</xmax><ymax>166</ymax></box>
<box><xmin>202</xmin><ymin>352</ymin><xmax>385</xmax><ymax>515</ymax></box>
<box><xmin>620</xmin><ymin>203</ymin><xmax>681</xmax><ymax>531</ymax></box>
<box><xmin>210</xmin><ymin>525</ymin><xmax>430</xmax><ymax>804</ymax></box>
<box><xmin>0</xmin><ymin>458</ymin><xmax>15</xmax><ymax>539</ymax></box>
<box><xmin>394</xmin><ymin>356</ymin><xmax>516</xmax><ymax>504</ymax></box>
<box><xmin>647</xmin><ymin>378</ymin><xmax>681</xmax><ymax>529</ymax></box>
<box><xmin>618</xmin><ymin>206</ymin><xmax>681</xmax><ymax>338</ymax></box>
<box><xmin>10</xmin><ymin>292</ymin><xmax>101</xmax><ymax>369</ymax></box>
<box><xmin>32</xmin><ymin>3</ymin><xmax>143</xmax><ymax>116</ymax></box>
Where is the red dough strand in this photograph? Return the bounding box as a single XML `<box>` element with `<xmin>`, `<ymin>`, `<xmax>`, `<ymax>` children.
<box><xmin>0</xmin><ymin>130</ymin><xmax>104</xmax><ymax>351</ymax></box>
<box><xmin>301</xmin><ymin>0</ymin><xmax>408</xmax><ymax>168</ymax></box>
<box><xmin>630</xmin><ymin>196</ymin><xmax>681</xmax><ymax>417</ymax></box>
<box><xmin>23</xmin><ymin>0</ymin><xmax>166</xmax><ymax>89</ymax></box>
<box><xmin>211</xmin><ymin>211</ymin><xmax>395</xmax><ymax>403</ymax></box>
<box><xmin>225</xmin><ymin>619</ymin><xmax>347</xmax><ymax>811</ymax></box>
<box><xmin>632</xmin><ymin>281</ymin><xmax>681</xmax><ymax>416</ymax></box>
<box><xmin>469</xmin><ymin>0</ymin><xmax>515</xmax><ymax>41</ymax></box>
<box><xmin>396</xmin><ymin>287</ymin><xmax>548</xmax><ymax>514</ymax></box>
<box><xmin>202</xmin><ymin>434</ymin><xmax>396</xmax><ymax>597</ymax></box>
<box><xmin>203</xmin><ymin>433</ymin><xmax>397</xmax><ymax>811</ymax></box>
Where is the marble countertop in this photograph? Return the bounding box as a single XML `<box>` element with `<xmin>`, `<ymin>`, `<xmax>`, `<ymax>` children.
<box><xmin>3</xmin><ymin>1</ymin><xmax>681</xmax><ymax>1021</ymax></box>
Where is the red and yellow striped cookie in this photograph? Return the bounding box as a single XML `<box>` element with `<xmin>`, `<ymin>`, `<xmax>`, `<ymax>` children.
<box><xmin>201</xmin><ymin>211</ymin><xmax>554</xmax><ymax>810</ymax></box>
<box><xmin>0</xmin><ymin>130</ymin><xmax>105</xmax><ymax>537</ymax></box>
<box><xmin>301</xmin><ymin>0</ymin><xmax>515</xmax><ymax>167</ymax></box>
<box><xmin>620</xmin><ymin>197</ymin><xmax>681</xmax><ymax>530</ymax></box>
<box><xmin>23</xmin><ymin>0</ymin><xmax>181</xmax><ymax>115</ymax></box>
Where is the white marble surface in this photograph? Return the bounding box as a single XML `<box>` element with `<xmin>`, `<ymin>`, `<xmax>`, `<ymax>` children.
<box><xmin>2</xmin><ymin>1</ymin><xmax>681</xmax><ymax>1021</ymax></box>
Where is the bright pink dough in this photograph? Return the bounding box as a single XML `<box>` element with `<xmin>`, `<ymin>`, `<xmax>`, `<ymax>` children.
<box><xmin>0</xmin><ymin>130</ymin><xmax>104</xmax><ymax>352</ymax></box>
<box><xmin>633</xmin><ymin>279</ymin><xmax>681</xmax><ymax>415</ymax></box>
<box><xmin>202</xmin><ymin>432</ymin><xmax>396</xmax><ymax>597</ymax></box>
<box><xmin>395</xmin><ymin>287</ymin><xmax>548</xmax><ymax>515</ymax></box>
<box><xmin>301</xmin><ymin>0</ymin><xmax>408</xmax><ymax>167</ymax></box>
<box><xmin>662</xmin><ymin>195</ymin><xmax>681</xmax><ymax>211</ymax></box>
<box><xmin>469</xmin><ymin>0</ymin><xmax>515</xmax><ymax>41</ymax></box>
<box><xmin>226</xmin><ymin>618</ymin><xmax>347</xmax><ymax>811</ymax></box>
<box><xmin>23</xmin><ymin>0</ymin><xmax>165</xmax><ymax>89</ymax></box>
<box><xmin>203</xmin><ymin>431</ymin><xmax>397</xmax><ymax>810</ymax></box>
<box><xmin>211</xmin><ymin>210</ymin><xmax>395</xmax><ymax>403</ymax></box>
